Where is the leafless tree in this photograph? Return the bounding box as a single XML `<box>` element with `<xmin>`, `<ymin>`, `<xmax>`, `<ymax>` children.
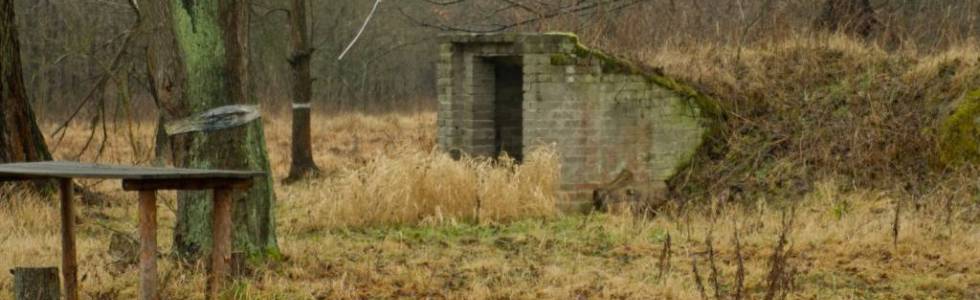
<box><xmin>285</xmin><ymin>0</ymin><xmax>319</xmax><ymax>181</ymax></box>
<box><xmin>1</xmin><ymin>0</ymin><xmax>52</xmax><ymax>166</ymax></box>
<box><xmin>401</xmin><ymin>0</ymin><xmax>650</xmax><ymax>33</ymax></box>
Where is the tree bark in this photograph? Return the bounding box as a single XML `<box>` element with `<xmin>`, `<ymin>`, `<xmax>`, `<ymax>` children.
<box><xmin>286</xmin><ymin>0</ymin><xmax>319</xmax><ymax>181</ymax></box>
<box><xmin>144</xmin><ymin>0</ymin><xmax>278</xmax><ymax>260</ymax></box>
<box><xmin>0</xmin><ymin>0</ymin><xmax>52</xmax><ymax>165</ymax></box>
<box><xmin>11</xmin><ymin>267</ymin><xmax>60</xmax><ymax>300</ymax></box>
<box><xmin>814</xmin><ymin>0</ymin><xmax>879</xmax><ymax>38</ymax></box>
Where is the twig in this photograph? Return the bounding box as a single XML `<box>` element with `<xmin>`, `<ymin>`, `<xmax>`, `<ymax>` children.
<box><xmin>51</xmin><ymin>0</ymin><xmax>142</xmax><ymax>157</ymax></box>
<box><xmin>50</xmin><ymin>28</ymin><xmax>139</xmax><ymax>153</ymax></box>
<box><xmin>892</xmin><ymin>196</ymin><xmax>901</xmax><ymax>248</ymax></box>
<box><xmin>764</xmin><ymin>207</ymin><xmax>797</xmax><ymax>300</ymax></box>
<box><xmin>733</xmin><ymin>212</ymin><xmax>746</xmax><ymax>300</ymax></box>
<box><xmin>657</xmin><ymin>231</ymin><xmax>672</xmax><ymax>282</ymax></box>
<box><xmin>338</xmin><ymin>0</ymin><xmax>383</xmax><ymax>61</ymax></box>
<box><xmin>686</xmin><ymin>214</ymin><xmax>708</xmax><ymax>300</ymax></box>
<box><xmin>692</xmin><ymin>255</ymin><xmax>708</xmax><ymax>300</ymax></box>
<box><xmin>706</xmin><ymin>210</ymin><xmax>722</xmax><ymax>299</ymax></box>
<box><xmin>400</xmin><ymin>0</ymin><xmax>645</xmax><ymax>33</ymax></box>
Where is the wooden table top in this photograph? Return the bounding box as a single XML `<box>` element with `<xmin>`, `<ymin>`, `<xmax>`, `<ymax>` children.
<box><xmin>0</xmin><ymin>161</ymin><xmax>263</xmax><ymax>180</ymax></box>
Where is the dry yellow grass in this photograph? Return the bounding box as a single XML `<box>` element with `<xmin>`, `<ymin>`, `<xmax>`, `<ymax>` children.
<box><xmin>281</xmin><ymin>147</ymin><xmax>559</xmax><ymax>231</ymax></box>
<box><xmin>0</xmin><ymin>112</ymin><xmax>977</xmax><ymax>299</ymax></box>
<box><xmin>267</xmin><ymin>111</ymin><xmax>561</xmax><ymax>229</ymax></box>
<box><xmin>5</xmin><ymin>35</ymin><xmax>980</xmax><ymax>297</ymax></box>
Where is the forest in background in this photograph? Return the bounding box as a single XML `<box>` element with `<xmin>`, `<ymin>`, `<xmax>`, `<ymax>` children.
<box><xmin>14</xmin><ymin>0</ymin><xmax>980</xmax><ymax>121</ymax></box>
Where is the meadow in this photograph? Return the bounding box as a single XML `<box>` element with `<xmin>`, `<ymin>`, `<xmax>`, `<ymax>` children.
<box><xmin>0</xmin><ymin>111</ymin><xmax>974</xmax><ymax>299</ymax></box>
<box><xmin>2</xmin><ymin>33</ymin><xmax>980</xmax><ymax>299</ymax></box>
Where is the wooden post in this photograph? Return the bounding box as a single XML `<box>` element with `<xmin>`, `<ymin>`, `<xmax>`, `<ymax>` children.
<box><xmin>11</xmin><ymin>267</ymin><xmax>60</xmax><ymax>300</ymax></box>
<box><xmin>138</xmin><ymin>190</ymin><xmax>158</xmax><ymax>300</ymax></box>
<box><xmin>208</xmin><ymin>188</ymin><xmax>233</xmax><ymax>299</ymax></box>
<box><xmin>58</xmin><ymin>178</ymin><xmax>78</xmax><ymax>300</ymax></box>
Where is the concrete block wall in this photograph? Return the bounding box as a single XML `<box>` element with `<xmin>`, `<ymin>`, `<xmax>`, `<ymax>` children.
<box><xmin>437</xmin><ymin>33</ymin><xmax>709</xmax><ymax>204</ymax></box>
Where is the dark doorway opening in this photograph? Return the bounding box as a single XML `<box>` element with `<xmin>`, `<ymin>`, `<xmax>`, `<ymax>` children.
<box><xmin>489</xmin><ymin>56</ymin><xmax>524</xmax><ymax>162</ymax></box>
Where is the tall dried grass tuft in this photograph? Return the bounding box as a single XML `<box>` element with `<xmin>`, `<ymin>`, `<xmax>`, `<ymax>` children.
<box><xmin>282</xmin><ymin>147</ymin><xmax>561</xmax><ymax>231</ymax></box>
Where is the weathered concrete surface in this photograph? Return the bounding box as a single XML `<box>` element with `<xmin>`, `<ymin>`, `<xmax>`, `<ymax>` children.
<box><xmin>437</xmin><ymin>32</ymin><xmax>717</xmax><ymax>206</ymax></box>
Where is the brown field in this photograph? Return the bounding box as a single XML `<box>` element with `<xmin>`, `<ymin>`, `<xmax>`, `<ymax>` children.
<box><xmin>3</xmin><ymin>33</ymin><xmax>980</xmax><ymax>299</ymax></box>
<box><xmin>7</xmin><ymin>0</ymin><xmax>980</xmax><ymax>297</ymax></box>
<box><xmin>0</xmin><ymin>111</ymin><xmax>975</xmax><ymax>299</ymax></box>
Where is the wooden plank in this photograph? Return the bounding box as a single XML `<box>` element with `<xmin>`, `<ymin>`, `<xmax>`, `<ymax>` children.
<box><xmin>59</xmin><ymin>178</ymin><xmax>78</xmax><ymax>300</ymax></box>
<box><xmin>0</xmin><ymin>175</ymin><xmax>47</xmax><ymax>182</ymax></box>
<box><xmin>0</xmin><ymin>161</ymin><xmax>262</xmax><ymax>180</ymax></box>
<box><xmin>208</xmin><ymin>188</ymin><xmax>233</xmax><ymax>299</ymax></box>
<box><xmin>122</xmin><ymin>178</ymin><xmax>253</xmax><ymax>191</ymax></box>
<box><xmin>138</xmin><ymin>190</ymin><xmax>159</xmax><ymax>300</ymax></box>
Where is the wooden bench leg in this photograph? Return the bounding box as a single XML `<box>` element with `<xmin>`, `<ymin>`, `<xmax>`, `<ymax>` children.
<box><xmin>138</xmin><ymin>190</ymin><xmax>158</xmax><ymax>300</ymax></box>
<box><xmin>208</xmin><ymin>188</ymin><xmax>233</xmax><ymax>299</ymax></box>
<box><xmin>59</xmin><ymin>178</ymin><xmax>78</xmax><ymax>300</ymax></box>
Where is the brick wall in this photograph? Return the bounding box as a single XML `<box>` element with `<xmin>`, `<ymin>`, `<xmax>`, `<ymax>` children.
<box><xmin>437</xmin><ymin>33</ymin><xmax>709</xmax><ymax>205</ymax></box>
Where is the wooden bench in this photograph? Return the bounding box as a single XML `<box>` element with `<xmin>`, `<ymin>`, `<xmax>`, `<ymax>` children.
<box><xmin>0</xmin><ymin>161</ymin><xmax>263</xmax><ymax>300</ymax></box>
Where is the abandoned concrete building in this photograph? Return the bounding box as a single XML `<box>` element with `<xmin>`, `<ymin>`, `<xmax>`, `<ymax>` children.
<box><xmin>437</xmin><ymin>33</ymin><xmax>718</xmax><ymax>204</ymax></box>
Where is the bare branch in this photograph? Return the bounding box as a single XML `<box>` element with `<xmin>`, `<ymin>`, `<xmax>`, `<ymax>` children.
<box><xmin>419</xmin><ymin>0</ymin><xmax>467</xmax><ymax>5</ymax></box>
<box><xmin>338</xmin><ymin>0</ymin><xmax>383</xmax><ymax>61</ymax></box>
<box><xmin>402</xmin><ymin>0</ymin><xmax>648</xmax><ymax>33</ymax></box>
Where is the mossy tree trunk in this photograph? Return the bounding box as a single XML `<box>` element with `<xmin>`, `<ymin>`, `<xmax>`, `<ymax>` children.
<box><xmin>1</xmin><ymin>0</ymin><xmax>52</xmax><ymax>166</ymax></box>
<box><xmin>285</xmin><ymin>0</ymin><xmax>319</xmax><ymax>181</ymax></box>
<box><xmin>144</xmin><ymin>0</ymin><xmax>278</xmax><ymax>259</ymax></box>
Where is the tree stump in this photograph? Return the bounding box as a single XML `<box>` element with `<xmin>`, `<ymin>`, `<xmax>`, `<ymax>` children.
<box><xmin>10</xmin><ymin>267</ymin><xmax>60</xmax><ymax>300</ymax></box>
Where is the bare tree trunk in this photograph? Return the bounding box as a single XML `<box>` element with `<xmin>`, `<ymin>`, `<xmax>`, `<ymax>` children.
<box><xmin>144</xmin><ymin>0</ymin><xmax>278</xmax><ymax>260</ymax></box>
<box><xmin>814</xmin><ymin>0</ymin><xmax>879</xmax><ymax>38</ymax></box>
<box><xmin>0</xmin><ymin>0</ymin><xmax>52</xmax><ymax>165</ymax></box>
<box><xmin>286</xmin><ymin>0</ymin><xmax>319</xmax><ymax>181</ymax></box>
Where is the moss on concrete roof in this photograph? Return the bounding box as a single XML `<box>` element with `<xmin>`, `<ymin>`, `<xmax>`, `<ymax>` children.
<box><xmin>939</xmin><ymin>88</ymin><xmax>980</xmax><ymax>167</ymax></box>
<box><xmin>545</xmin><ymin>32</ymin><xmax>723</xmax><ymax>121</ymax></box>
